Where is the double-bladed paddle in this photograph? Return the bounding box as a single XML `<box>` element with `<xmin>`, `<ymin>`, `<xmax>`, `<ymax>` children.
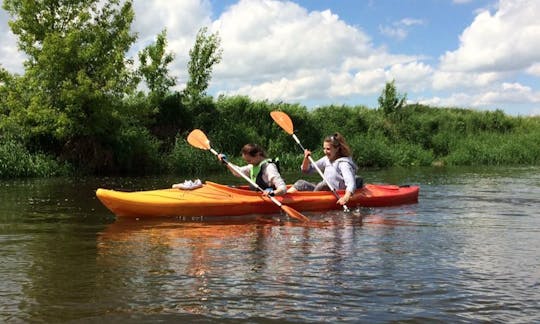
<box><xmin>187</xmin><ymin>129</ymin><xmax>309</xmax><ymax>222</ymax></box>
<box><xmin>270</xmin><ymin>111</ymin><xmax>350</xmax><ymax>212</ymax></box>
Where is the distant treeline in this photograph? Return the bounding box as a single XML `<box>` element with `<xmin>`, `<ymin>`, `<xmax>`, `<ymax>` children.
<box><xmin>1</xmin><ymin>92</ymin><xmax>540</xmax><ymax>178</ymax></box>
<box><xmin>1</xmin><ymin>0</ymin><xmax>539</xmax><ymax>178</ymax></box>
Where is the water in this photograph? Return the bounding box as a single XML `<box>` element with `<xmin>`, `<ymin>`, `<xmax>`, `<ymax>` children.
<box><xmin>1</xmin><ymin>166</ymin><xmax>539</xmax><ymax>323</ymax></box>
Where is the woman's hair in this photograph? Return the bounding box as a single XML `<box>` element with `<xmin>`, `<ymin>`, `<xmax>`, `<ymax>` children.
<box><xmin>324</xmin><ymin>132</ymin><xmax>352</xmax><ymax>157</ymax></box>
<box><xmin>241</xmin><ymin>143</ymin><xmax>267</xmax><ymax>158</ymax></box>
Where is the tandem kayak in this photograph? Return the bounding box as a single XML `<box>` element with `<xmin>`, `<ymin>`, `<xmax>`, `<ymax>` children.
<box><xmin>96</xmin><ymin>181</ymin><xmax>419</xmax><ymax>218</ymax></box>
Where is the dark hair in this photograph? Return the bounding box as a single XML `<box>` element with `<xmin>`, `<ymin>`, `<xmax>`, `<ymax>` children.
<box><xmin>324</xmin><ymin>132</ymin><xmax>352</xmax><ymax>157</ymax></box>
<box><xmin>241</xmin><ymin>143</ymin><xmax>267</xmax><ymax>158</ymax></box>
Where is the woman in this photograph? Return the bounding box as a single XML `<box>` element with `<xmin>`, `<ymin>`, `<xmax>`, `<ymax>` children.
<box><xmin>287</xmin><ymin>132</ymin><xmax>358</xmax><ymax>206</ymax></box>
<box><xmin>218</xmin><ymin>144</ymin><xmax>287</xmax><ymax>196</ymax></box>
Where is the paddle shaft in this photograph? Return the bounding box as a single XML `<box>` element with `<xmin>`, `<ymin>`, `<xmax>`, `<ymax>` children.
<box><xmin>187</xmin><ymin>128</ymin><xmax>308</xmax><ymax>222</ymax></box>
<box><xmin>291</xmin><ymin>134</ymin><xmax>350</xmax><ymax>212</ymax></box>
<box><xmin>208</xmin><ymin>148</ymin><xmax>287</xmax><ymax>209</ymax></box>
<box><xmin>270</xmin><ymin>111</ymin><xmax>350</xmax><ymax>211</ymax></box>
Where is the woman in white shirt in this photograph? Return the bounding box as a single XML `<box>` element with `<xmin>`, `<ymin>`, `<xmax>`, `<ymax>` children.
<box><xmin>287</xmin><ymin>132</ymin><xmax>358</xmax><ymax>206</ymax></box>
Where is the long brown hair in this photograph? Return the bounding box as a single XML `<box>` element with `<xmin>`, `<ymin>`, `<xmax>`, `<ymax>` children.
<box><xmin>324</xmin><ymin>132</ymin><xmax>352</xmax><ymax>158</ymax></box>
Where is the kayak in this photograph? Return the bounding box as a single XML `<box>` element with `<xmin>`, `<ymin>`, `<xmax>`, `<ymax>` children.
<box><xmin>96</xmin><ymin>181</ymin><xmax>419</xmax><ymax>218</ymax></box>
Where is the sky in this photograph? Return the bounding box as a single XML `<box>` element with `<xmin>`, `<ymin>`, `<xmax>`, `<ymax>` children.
<box><xmin>1</xmin><ymin>0</ymin><xmax>540</xmax><ymax>116</ymax></box>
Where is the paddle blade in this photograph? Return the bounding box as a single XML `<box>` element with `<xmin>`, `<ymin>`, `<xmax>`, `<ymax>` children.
<box><xmin>187</xmin><ymin>129</ymin><xmax>211</xmax><ymax>150</ymax></box>
<box><xmin>270</xmin><ymin>111</ymin><xmax>294</xmax><ymax>135</ymax></box>
<box><xmin>281</xmin><ymin>205</ymin><xmax>309</xmax><ymax>222</ymax></box>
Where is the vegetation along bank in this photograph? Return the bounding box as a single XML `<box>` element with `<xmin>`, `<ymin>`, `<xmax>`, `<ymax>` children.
<box><xmin>1</xmin><ymin>0</ymin><xmax>539</xmax><ymax>178</ymax></box>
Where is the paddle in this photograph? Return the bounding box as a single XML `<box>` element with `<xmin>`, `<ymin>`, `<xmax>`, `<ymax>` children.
<box><xmin>187</xmin><ymin>129</ymin><xmax>309</xmax><ymax>222</ymax></box>
<box><xmin>270</xmin><ymin>111</ymin><xmax>350</xmax><ymax>212</ymax></box>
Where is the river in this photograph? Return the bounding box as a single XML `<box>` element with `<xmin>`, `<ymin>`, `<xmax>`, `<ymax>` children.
<box><xmin>1</xmin><ymin>166</ymin><xmax>539</xmax><ymax>323</ymax></box>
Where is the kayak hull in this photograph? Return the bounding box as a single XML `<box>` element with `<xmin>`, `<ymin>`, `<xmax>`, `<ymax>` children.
<box><xmin>96</xmin><ymin>181</ymin><xmax>419</xmax><ymax>218</ymax></box>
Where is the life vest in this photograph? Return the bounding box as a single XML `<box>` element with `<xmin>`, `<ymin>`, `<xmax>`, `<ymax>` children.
<box><xmin>250</xmin><ymin>158</ymin><xmax>280</xmax><ymax>190</ymax></box>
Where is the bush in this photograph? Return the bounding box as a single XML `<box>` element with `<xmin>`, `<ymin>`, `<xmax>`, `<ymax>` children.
<box><xmin>350</xmin><ymin>134</ymin><xmax>394</xmax><ymax>168</ymax></box>
<box><xmin>0</xmin><ymin>139</ymin><xmax>64</xmax><ymax>178</ymax></box>
<box><xmin>168</xmin><ymin>138</ymin><xmax>223</xmax><ymax>175</ymax></box>
<box><xmin>444</xmin><ymin>131</ymin><xmax>540</xmax><ymax>166</ymax></box>
<box><xmin>389</xmin><ymin>142</ymin><xmax>434</xmax><ymax>167</ymax></box>
<box><xmin>113</xmin><ymin>126</ymin><xmax>164</xmax><ymax>174</ymax></box>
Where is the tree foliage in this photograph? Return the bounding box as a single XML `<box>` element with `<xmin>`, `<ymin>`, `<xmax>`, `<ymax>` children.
<box><xmin>184</xmin><ymin>27</ymin><xmax>223</xmax><ymax>103</ymax></box>
<box><xmin>138</xmin><ymin>29</ymin><xmax>176</xmax><ymax>99</ymax></box>
<box><xmin>1</xmin><ymin>1</ymin><xmax>539</xmax><ymax>178</ymax></box>
<box><xmin>2</xmin><ymin>0</ymin><xmax>138</xmax><ymax>170</ymax></box>
<box><xmin>378</xmin><ymin>80</ymin><xmax>407</xmax><ymax>116</ymax></box>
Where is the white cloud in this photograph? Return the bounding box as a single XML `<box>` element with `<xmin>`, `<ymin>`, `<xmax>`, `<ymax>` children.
<box><xmin>212</xmin><ymin>0</ymin><xmax>372</xmax><ymax>78</ymax></box>
<box><xmin>526</xmin><ymin>62</ymin><xmax>540</xmax><ymax>76</ymax></box>
<box><xmin>230</xmin><ymin>71</ymin><xmax>331</xmax><ymax>101</ymax></box>
<box><xmin>210</xmin><ymin>0</ymin><xmax>416</xmax><ymax>103</ymax></box>
<box><xmin>0</xmin><ymin>0</ymin><xmax>212</xmax><ymax>77</ymax></box>
<box><xmin>341</xmin><ymin>51</ymin><xmax>421</xmax><ymax>71</ymax></box>
<box><xmin>379</xmin><ymin>25</ymin><xmax>407</xmax><ymax>40</ymax></box>
<box><xmin>386</xmin><ymin>62</ymin><xmax>433</xmax><ymax>92</ymax></box>
<box><xmin>418</xmin><ymin>81</ymin><xmax>540</xmax><ymax>115</ymax></box>
<box><xmin>226</xmin><ymin>67</ymin><xmax>387</xmax><ymax>102</ymax></box>
<box><xmin>132</xmin><ymin>0</ymin><xmax>211</xmax><ymax>45</ymax></box>
<box><xmin>131</xmin><ymin>0</ymin><xmax>213</xmax><ymax>83</ymax></box>
<box><xmin>429</xmin><ymin>0</ymin><xmax>540</xmax><ymax>115</ymax></box>
<box><xmin>0</xmin><ymin>10</ymin><xmax>25</xmax><ymax>73</ymax></box>
<box><xmin>379</xmin><ymin>18</ymin><xmax>425</xmax><ymax>40</ymax></box>
<box><xmin>401</xmin><ymin>18</ymin><xmax>424</xmax><ymax>27</ymax></box>
<box><xmin>432</xmin><ymin>70</ymin><xmax>503</xmax><ymax>90</ymax></box>
<box><xmin>1</xmin><ymin>0</ymin><xmax>538</xmax><ymax>116</ymax></box>
<box><xmin>479</xmin><ymin>82</ymin><xmax>540</xmax><ymax>104</ymax></box>
<box><xmin>440</xmin><ymin>0</ymin><xmax>540</xmax><ymax>73</ymax></box>
<box><xmin>330</xmin><ymin>69</ymin><xmax>386</xmax><ymax>97</ymax></box>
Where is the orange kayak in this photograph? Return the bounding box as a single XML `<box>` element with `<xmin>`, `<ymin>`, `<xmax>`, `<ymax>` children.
<box><xmin>96</xmin><ymin>181</ymin><xmax>419</xmax><ymax>218</ymax></box>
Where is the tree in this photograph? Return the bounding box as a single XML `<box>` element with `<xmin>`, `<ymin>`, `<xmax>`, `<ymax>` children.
<box><xmin>0</xmin><ymin>67</ymin><xmax>27</xmax><ymax>141</ymax></box>
<box><xmin>138</xmin><ymin>29</ymin><xmax>176</xmax><ymax>100</ymax></box>
<box><xmin>2</xmin><ymin>0</ymin><xmax>138</xmax><ymax>169</ymax></box>
<box><xmin>378</xmin><ymin>80</ymin><xmax>407</xmax><ymax>117</ymax></box>
<box><xmin>184</xmin><ymin>27</ymin><xmax>223</xmax><ymax>104</ymax></box>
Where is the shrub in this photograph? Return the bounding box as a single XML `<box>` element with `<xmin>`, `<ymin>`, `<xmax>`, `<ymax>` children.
<box><xmin>113</xmin><ymin>126</ymin><xmax>164</xmax><ymax>174</ymax></box>
<box><xmin>0</xmin><ymin>139</ymin><xmax>64</xmax><ymax>178</ymax></box>
<box><xmin>168</xmin><ymin>138</ymin><xmax>223</xmax><ymax>175</ymax></box>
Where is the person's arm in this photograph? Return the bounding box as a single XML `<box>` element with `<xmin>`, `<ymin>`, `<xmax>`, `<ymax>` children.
<box><xmin>218</xmin><ymin>154</ymin><xmax>249</xmax><ymax>178</ymax></box>
<box><xmin>337</xmin><ymin>162</ymin><xmax>356</xmax><ymax>205</ymax></box>
<box><xmin>225</xmin><ymin>163</ymin><xmax>241</xmax><ymax>177</ymax></box>
<box><xmin>302</xmin><ymin>150</ymin><xmax>327</xmax><ymax>174</ymax></box>
<box><xmin>300</xmin><ymin>149</ymin><xmax>312</xmax><ymax>173</ymax></box>
<box><xmin>264</xmin><ymin>164</ymin><xmax>287</xmax><ymax>196</ymax></box>
<box><xmin>337</xmin><ymin>191</ymin><xmax>352</xmax><ymax>206</ymax></box>
<box><xmin>232</xmin><ymin>164</ymin><xmax>251</xmax><ymax>178</ymax></box>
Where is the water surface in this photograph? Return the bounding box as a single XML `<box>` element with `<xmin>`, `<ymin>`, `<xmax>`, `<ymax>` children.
<box><xmin>1</xmin><ymin>166</ymin><xmax>539</xmax><ymax>322</ymax></box>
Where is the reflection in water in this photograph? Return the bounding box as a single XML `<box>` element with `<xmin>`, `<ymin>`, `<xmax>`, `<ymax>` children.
<box><xmin>97</xmin><ymin>218</ymin><xmax>254</xmax><ymax>315</ymax></box>
<box><xmin>95</xmin><ymin>214</ymin><xmax>372</xmax><ymax>317</ymax></box>
<box><xmin>2</xmin><ymin>166</ymin><xmax>540</xmax><ymax>322</ymax></box>
<box><xmin>363</xmin><ymin>207</ymin><xmax>418</xmax><ymax>226</ymax></box>
<box><xmin>93</xmin><ymin>208</ymin><xmax>423</xmax><ymax>319</ymax></box>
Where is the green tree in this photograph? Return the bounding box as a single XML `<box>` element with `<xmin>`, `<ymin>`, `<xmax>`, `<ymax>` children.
<box><xmin>3</xmin><ymin>0</ymin><xmax>138</xmax><ymax>169</ymax></box>
<box><xmin>378</xmin><ymin>80</ymin><xmax>407</xmax><ymax>117</ymax></box>
<box><xmin>0</xmin><ymin>67</ymin><xmax>14</xmax><ymax>118</ymax></box>
<box><xmin>0</xmin><ymin>67</ymin><xmax>27</xmax><ymax>141</ymax></box>
<box><xmin>184</xmin><ymin>27</ymin><xmax>223</xmax><ymax>104</ymax></box>
<box><xmin>138</xmin><ymin>29</ymin><xmax>176</xmax><ymax>100</ymax></box>
<box><xmin>137</xmin><ymin>30</ymin><xmax>193</xmax><ymax>150</ymax></box>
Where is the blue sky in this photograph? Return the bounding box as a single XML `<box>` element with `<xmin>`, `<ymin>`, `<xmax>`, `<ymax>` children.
<box><xmin>1</xmin><ymin>0</ymin><xmax>539</xmax><ymax>116</ymax></box>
